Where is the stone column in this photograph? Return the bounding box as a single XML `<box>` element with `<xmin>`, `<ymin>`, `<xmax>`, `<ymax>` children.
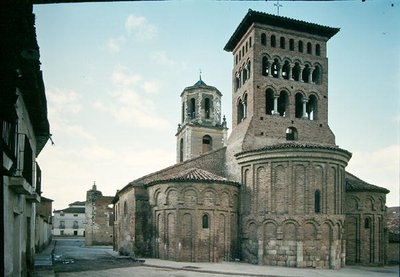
<box><xmin>296</xmin><ymin>241</ymin><xmax>304</xmax><ymax>267</ymax></box>
<box><xmin>273</xmin><ymin>95</ymin><xmax>279</xmax><ymax>115</ymax></box>
<box><xmin>299</xmin><ymin>66</ymin><xmax>304</xmax><ymax>82</ymax></box>
<box><xmin>268</xmin><ymin>63</ymin><xmax>272</xmax><ymax>77</ymax></box>
<box><xmin>289</xmin><ymin>64</ymin><xmax>293</xmax><ymax>80</ymax></box>
<box><xmin>258</xmin><ymin>239</ymin><xmax>264</xmax><ymax>265</ymax></box>
<box><xmin>302</xmin><ymin>97</ymin><xmax>309</xmax><ymax>119</ymax></box>
<box><xmin>308</xmin><ymin>66</ymin><xmax>314</xmax><ymax>83</ymax></box>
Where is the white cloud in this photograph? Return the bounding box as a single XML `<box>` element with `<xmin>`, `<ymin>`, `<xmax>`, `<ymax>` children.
<box><xmin>106</xmin><ymin>36</ymin><xmax>126</xmax><ymax>53</ymax></box>
<box><xmin>150</xmin><ymin>51</ymin><xmax>177</xmax><ymax>67</ymax></box>
<box><xmin>347</xmin><ymin>144</ymin><xmax>400</xmax><ymax>207</ymax></box>
<box><xmin>94</xmin><ymin>67</ymin><xmax>170</xmax><ymax>130</ymax></box>
<box><xmin>125</xmin><ymin>14</ymin><xmax>157</xmax><ymax>40</ymax></box>
<box><xmin>47</xmin><ymin>87</ymin><xmax>82</xmax><ymax>115</ymax></box>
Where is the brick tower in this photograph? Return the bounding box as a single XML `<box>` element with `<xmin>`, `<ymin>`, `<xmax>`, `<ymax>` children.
<box><xmin>176</xmin><ymin>77</ymin><xmax>228</xmax><ymax>162</ymax></box>
<box><xmin>224</xmin><ymin>10</ymin><xmax>352</xmax><ymax>269</ymax></box>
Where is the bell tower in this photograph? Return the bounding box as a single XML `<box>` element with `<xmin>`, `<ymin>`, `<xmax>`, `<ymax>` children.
<box><xmin>224</xmin><ymin>9</ymin><xmax>340</xmax><ymax>151</ymax></box>
<box><xmin>176</xmin><ymin>77</ymin><xmax>227</xmax><ymax>163</ymax></box>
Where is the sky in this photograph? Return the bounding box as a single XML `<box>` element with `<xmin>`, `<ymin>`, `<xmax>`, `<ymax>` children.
<box><xmin>33</xmin><ymin>1</ymin><xmax>399</xmax><ymax>211</ymax></box>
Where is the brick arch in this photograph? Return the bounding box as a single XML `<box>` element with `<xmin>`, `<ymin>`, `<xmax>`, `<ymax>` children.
<box><xmin>220</xmin><ymin>190</ymin><xmax>231</xmax><ymax>207</ymax></box>
<box><xmin>365</xmin><ymin>196</ymin><xmax>375</xmax><ymax>211</ymax></box>
<box><xmin>346</xmin><ymin>195</ymin><xmax>360</xmax><ymax>211</ymax></box>
<box><xmin>165</xmin><ymin>188</ymin><xmax>179</xmax><ymax>207</ymax></box>
<box><xmin>182</xmin><ymin>187</ymin><xmax>199</xmax><ymax>207</ymax></box>
<box><xmin>200</xmin><ymin>187</ymin><xmax>220</xmax><ymax>207</ymax></box>
<box><xmin>154</xmin><ymin>189</ymin><xmax>163</xmax><ymax>207</ymax></box>
<box><xmin>282</xmin><ymin>219</ymin><xmax>300</xmax><ymax>240</ymax></box>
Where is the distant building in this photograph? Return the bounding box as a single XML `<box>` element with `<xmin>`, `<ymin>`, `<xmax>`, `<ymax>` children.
<box><xmin>112</xmin><ymin>10</ymin><xmax>390</xmax><ymax>269</ymax></box>
<box><xmin>85</xmin><ymin>184</ymin><xmax>114</xmax><ymax>246</ymax></box>
<box><xmin>386</xmin><ymin>206</ymin><xmax>400</xmax><ymax>264</ymax></box>
<box><xmin>53</xmin><ymin>201</ymin><xmax>85</xmax><ymax>236</ymax></box>
<box><xmin>1</xmin><ymin>4</ymin><xmax>51</xmax><ymax>276</ymax></box>
<box><xmin>35</xmin><ymin>196</ymin><xmax>53</xmax><ymax>252</ymax></box>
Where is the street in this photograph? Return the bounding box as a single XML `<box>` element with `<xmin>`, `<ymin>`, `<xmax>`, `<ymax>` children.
<box><xmin>34</xmin><ymin>237</ymin><xmax>400</xmax><ymax>277</ymax></box>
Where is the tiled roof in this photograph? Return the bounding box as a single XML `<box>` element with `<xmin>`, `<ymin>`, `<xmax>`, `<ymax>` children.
<box><xmin>236</xmin><ymin>142</ymin><xmax>352</xmax><ymax>157</ymax></box>
<box><xmin>54</xmin><ymin>207</ymin><xmax>85</xmax><ymax>214</ymax></box>
<box><xmin>146</xmin><ymin>168</ymin><xmax>239</xmax><ymax>187</ymax></box>
<box><xmin>180</xmin><ymin>78</ymin><xmax>222</xmax><ymax>97</ymax></box>
<box><xmin>224</xmin><ymin>9</ymin><xmax>339</xmax><ymax>52</ymax></box>
<box><xmin>345</xmin><ymin>172</ymin><xmax>389</xmax><ymax>193</ymax></box>
<box><xmin>69</xmin><ymin>201</ymin><xmax>85</xmax><ymax>206</ymax></box>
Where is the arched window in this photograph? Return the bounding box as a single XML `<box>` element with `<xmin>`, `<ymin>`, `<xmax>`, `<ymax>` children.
<box><xmin>298</xmin><ymin>40</ymin><xmax>303</xmax><ymax>52</ymax></box>
<box><xmin>307</xmin><ymin>95</ymin><xmax>318</xmax><ymax>120</ymax></box>
<box><xmin>312</xmin><ymin>65</ymin><xmax>321</xmax><ymax>84</ymax></box>
<box><xmin>261</xmin><ymin>33</ymin><xmax>266</xmax><ymax>46</ymax></box>
<box><xmin>315</xmin><ymin>44</ymin><xmax>321</xmax><ymax>56</ymax></box>
<box><xmin>289</xmin><ymin>39</ymin><xmax>294</xmax><ymax>51</ymax></box>
<box><xmin>271</xmin><ymin>59</ymin><xmax>280</xmax><ymax>78</ymax></box>
<box><xmin>364</xmin><ymin>218</ymin><xmax>370</xmax><ymax>229</ymax></box>
<box><xmin>295</xmin><ymin>93</ymin><xmax>304</xmax><ymax>118</ymax></box>
<box><xmin>247</xmin><ymin>61</ymin><xmax>251</xmax><ymax>79</ymax></box>
<box><xmin>202</xmin><ymin>214</ymin><xmax>209</xmax><ymax>229</ymax></box>
<box><xmin>181</xmin><ymin>102</ymin><xmax>185</xmax><ymax>123</ymax></box>
<box><xmin>204</xmin><ymin>98</ymin><xmax>211</xmax><ymax>119</ymax></box>
<box><xmin>286</xmin><ymin>127</ymin><xmax>298</xmax><ymax>141</ymax></box>
<box><xmin>235</xmin><ymin>54</ymin><xmax>238</xmax><ymax>65</ymax></box>
<box><xmin>265</xmin><ymin>89</ymin><xmax>274</xmax><ymax>115</ymax></box>
<box><xmin>124</xmin><ymin>201</ymin><xmax>127</xmax><ymax>217</ymax></box>
<box><xmin>271</xmin><ymin>35</ymin><xmax>276</xmax><ymax>47</ymax></box>
<box><xmin>278</xmin><ymin>91</ymin><xmax>288</xmax><ymax>117</ymax></box>
<box><xmin>235</xmin><ymin>72</ymin><xmax>240</xmax><ymax>91</ymax></box>
<box><xmin>292</xmin><ymin>62</ymin><xmax>300</xmax><ymax>81</ymax></box>
<box><xmin>262</xmin><ymin>56</ymin><xmax>269</xmax><ymax>76</ymax></box>
<box><xmin>179</xmin><ymin>138</ymin><xmax>184</xmax><ymax>162</ymax></box>
<box><xmin>307</xmin><ymin>42</ymin><xmax>312</xmax><ymax>54</ymax></box>
<box><xmin>202</xmin><ymin>135</ymin><xmax>212</xmax><ymax>153</ymax></box>
<box><xmin>302</xmin><ymin>64</ymin><xmax>311</xmax><ymax>83</ymax></box>
<box><xmin>242</xmin><ymin>66</ymin><xmax>248</xmax><ymax>84</ymax></box>
<box><xmin>280</xmin><ymin>36</ymin><xmax>285</xmax><ymax>49</ymax></box>
<box><xmin>314</xmin><ymin>190</ymin><xmax>321</xmax><ymax>213</ymax></box>
<box><xmin>190</xmin><ymin>98</ymin><xmax>196</xmax><ymax>119</ymax></box>
<box><xmin>282</xmin><ymin>61</ymin><xmax>290</xmax><ymax>80</ymax></box>
<box><xmin>237</xmin><ymin>96</ymin><xmax>246</xmax><ymax>123</ymax></box>
<box><xmin>249</xmin><ymin>37</ymin><xmax>252</xmax><ymax>47</ymax></box>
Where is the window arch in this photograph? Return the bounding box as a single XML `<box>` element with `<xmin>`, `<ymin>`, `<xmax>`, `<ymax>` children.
<box><xmin>289</xmin><ymin>39</ymin><xmax>294</xmax><ymax>51</ymax></box>
<box><xmin>278</xmin><ymin>90</ymin><xmax>288</xmax><ymax>117</ymax></box>
<box><xmin>235</xmin><ymin>72</ymin><xmax>240</xmax><ymax>91</ymax></box>
<box><xmin>204</xmin><ymin>98</ymin><xmax>211</xmax><ymax>119</ymax></box>
<box><xmin>261</xmin><ymin>33</ymin><xmax>266</xmax><ymax>46</ymax></box>
<box><xmin>202</xmin><ymin>135</ymin><xmax>212</xmax><ymax>153</ymax></box>
<box><xmin>242</xmin><ymin>66</ymin><xmax>248</xmax><ymax>84</ymax></box>
<box><xmin>302</xmin><ymin>64</ymin><xmax>311</xmax><ymax>83</ymax></box>
<box><xmin>189</xmin><ymin>98</ymin><xmax>196</xmax><ymax>119</ymax></box>
<box><xmin>280</xmin><ymin>36</ymin><xmax>285</xmax><ymax>49</ymax></box>
<box><xmin>364</xmin><ymin>217</ymin><xmax>370</xmax><ymax>229</ymax></box>
<box><xmin>307</xmin><ymin>95</ymin><xmax>318</xmax><ymax>120</ymax></box>
<box><xmin>282</xmin><ymin>61</ymin><xmax>290</xmax><ymax>80</ymax></box>
<box><xmin>286</xmin><ymin>127</ymin><xmax>298</xmax><ymax>141</ymax></box>
<box><xmin>271</xmin><ymin>58</ymin><xmax>280</xmax><ymax>78</ymax></box>
<box><xmin>262</xmin><ymin>56</ymin><xmax>269</xmax><ymax>76</ymax></box>
<box><xmin>298</xmin><ymin>40</ymin><xmax>304</xmax><ymax>52</ymax></box>
<box><xmin>265</xmin><ymin>88</ymin><xmax>274</xmax><ymax>115</ymax></box>
<box><xmin>314</xmin><ymin>190</ymin><xmax>321</xmax><ymax>213</ymax></box>
<box><xmin>202</xmin><ymin>214</ymin><xmax>209</xmax><ymax>229</ymax></box>
<box><xmin>179</xmin><ymin>138</ymin><xmax>184</xmax><ymax>162</ymax></box>
<box><xmin>312</xmin><ymin>65</ymin><xmax>321</xmax><ymax>84</ymax></box>
<box><xmin>124</xmin><ymin>201</ymin><xmax>127</xmax><ymax>217</ymax></box>
<box><xmin>307</xmin><ymin>42</ymin><xmax>312</xmax><ymax>54</ymax></box>
<box><xmin>295</xmin><ymin>93</ymin><xmax>304</xmax><ymax>118</ymax></box>
<box><xmin>237</xmin><ymin>95</ymin><xmax>247</xmax><ymax>123</ymax></box>
<box><xmin>315</xmin><ymin>44</ymin><xmax>321</xmax><ymax>56</ymax></box>
<box><xmin>271</xmin><ymin>35</ymin><xmax>276</xmax><ymax>47</ymax></box>
<box><xmin>292</xmin><ymin>62</ymin><xmax>301</xmax><ymax>81</ymax></box>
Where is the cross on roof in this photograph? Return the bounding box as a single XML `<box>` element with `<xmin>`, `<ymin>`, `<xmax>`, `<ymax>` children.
<box><xmin>274</xmin><ymin>0</ymin><xmax>283</xmax><ymax>16</ymax></box>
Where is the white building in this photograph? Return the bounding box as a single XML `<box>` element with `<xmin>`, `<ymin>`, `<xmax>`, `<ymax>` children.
<box><xmin>53</xmin><ymin>201</ymin><xmax>85</xmax><ymax>236</ymax></box>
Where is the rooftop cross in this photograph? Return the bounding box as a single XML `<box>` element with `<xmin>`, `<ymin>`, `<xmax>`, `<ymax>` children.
<box><xmin>199</xmin><ymin>68</ymin><xmax>202</xmax><ymax>81</ymax></box>
<box><xmin>274</xmin><ymin>0</ymin><xmax>283</xmax><ymax>16</ymax></box>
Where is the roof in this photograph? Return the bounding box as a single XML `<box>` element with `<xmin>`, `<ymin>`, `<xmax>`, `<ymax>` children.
<box><xmin>146</xmin><ymin>168</ymin><xmax>240</xmax><ymax>187</ymax></box>
<box><xmin>69</xmin><ymin>201</ymin><xmax>85</xmax><ymax>206</ymax></box>
<box><xmin>224</xmin><ymin>9</ymin><xmax>340</xmax><ymax>52</ymax></box>
<box><xmin>236</xmin><ymin>142</ymin><xmax>352</xmax><ymax>157</ymax></box>
<box><xmin>180</xmin><ymin>78</ymin><xmax>222</xmax><ymax>97</ymax></box>
<box><xmin>54</xmin><ymin>207</ymin><xmax>85</xmax><ymax>214</ymax></box>
<box><xmin>345</xmin><ymin>172</ymin><xmax>390</xmax><ymax>194</ymax></box>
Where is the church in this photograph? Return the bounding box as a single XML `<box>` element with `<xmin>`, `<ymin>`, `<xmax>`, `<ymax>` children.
<box><xmin>112</xmin><ymin>10</ymin><xmax>389</xmax><ymax>269</ymax></box>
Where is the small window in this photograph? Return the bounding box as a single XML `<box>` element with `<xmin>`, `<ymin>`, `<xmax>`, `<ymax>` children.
<box><xmin>179</xmin><ymin>138</ymin><xmax>184</xmax><ymax>162</ymax></box>
<box><xmin>123</xmin><ymin>201</ymin><xmax>127</xmax><ymax>217</ymax></box>
<box><xmin>73</xmin><ymin>214</ymin><xmax>78</xmax><ymax>217</ymax></box>
<box><xmin>235</xmin><ymin>55</ymin><xmax>238</xmax><ymax>65</ymax></box>
<box><xmin>204</xmin><ymin>98</ymin><xmax>211</xmax><ymax>119</ymax></box>
<box><xmin>202</xmin><ymin>135</ymin><xmax>212</xmax><ymax>153</ymax></box>
<box><xmin>202</xmin><ymin>214</ymin><xmax>209</xmax><ymax>229</ymax></box>
<box><xmin>307</xmin><ymin>42</ymin><xmax>312</xmax><ymax>54</ymax></box>
<box><xmin>364</xmin><ymin>218</ymin><xmax>370</xmax><ymax>229</ymax></box>
<box><xmin>315</xmin><ymin>190</ymin><xmax>321</xmax><ymax>213</ymax></box>
<box><xmin>289</xmin><ymin>39</ymin><xmax>294</xmax><ymax>51</ymax></box>
<box><xmin>286</xmin><ymin>127</ymin><xmax>298</xmax><ymax>141</ymax></box>
<box><xmin>249</xmin><ymin>37</ymin><xmax>252</xmax><ymax>47</ymax></box>
<box><xmin>298</xmin><ymin>41</ymin><xmax>303</xmax><ymax>53</ymax></box>
<box><xmin>271</xmin><ymin>35</ymin><xmax>276</xmax><ymax>48</ymax></box>
<box><xmin>280</xmin><ymin>37</ymin><xmax>285</xmax><ymax>49</ymax></box>
<box><xmin>190</xmin><ymin>98</ymin><xmax>196</xmax><ymax>119</ymax></box>
<box><xmin>261</xmin><ymin>33</ymin><xmax>266</xmax><ymax>46</ymax></box>
<box><xmin>315</xmin><ymin>44</ymin><xmax>321</xmax><ymax>56</ymax></box>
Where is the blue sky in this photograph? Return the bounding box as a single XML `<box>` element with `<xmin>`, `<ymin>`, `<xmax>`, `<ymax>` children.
<box><xmin>33</xmin><ymin>1</ymin><xmax>399</xmax><ymax>210</ymax></box>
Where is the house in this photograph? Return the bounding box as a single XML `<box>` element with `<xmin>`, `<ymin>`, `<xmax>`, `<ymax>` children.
<box><xmin>53</xmin><ymin>201</ymin><xmax>85</xmax><ymax>236</ymax></box>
